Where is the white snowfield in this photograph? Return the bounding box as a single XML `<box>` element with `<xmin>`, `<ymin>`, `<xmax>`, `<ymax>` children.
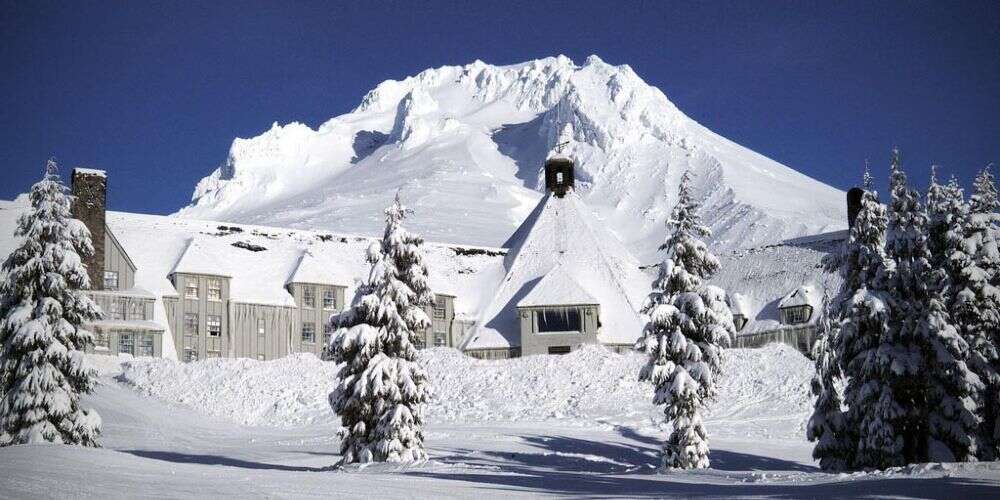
<box><xmin>176</xmin><ymin>55</ymin><xmax>847</xmax><ymax>263</ymax></box>
<box><xmin>3</xmin><ymin>345</ymin><xmax>999</xmax><ymax>498</ymax></box>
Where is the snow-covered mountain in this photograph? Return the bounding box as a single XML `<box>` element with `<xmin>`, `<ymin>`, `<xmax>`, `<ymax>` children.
<box><xmin>176</xmin><ymin>55</ymin><xmax>846</xmax><ymax>262</ymax></box>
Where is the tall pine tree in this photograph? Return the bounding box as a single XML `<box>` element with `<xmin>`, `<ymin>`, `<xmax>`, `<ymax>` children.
<box><xmin>0</xmin><ymin>160</ymin><xmax>102</xmax><ymax>447</ymax></box>
<box><xmin>807</xmin><ymin>288</ymin><xmax>850</xmax><ymax>471</ymax></box>
<box><xmin>826</xmin><ymin>164</ymin><xmax>897</xmax><ymax>470</ymax></box>
<box><xmin>952</xmin><ymin>168</ymin><xmax>1000</xmax><ymax>460</ymax></box>
<box><xmin>884</xmin><ymin>150</ymin><xmax>978</xmax><ymax>464</ymax></box>
<box><xmin>327</xmin><ymin>193</ymin><xmax>432</xmax><ymax>464</ymax></box>
<box><xmin>636</xmin><ymin>170</ymin><xmax>734</xmax><ymax>470</ymax></box>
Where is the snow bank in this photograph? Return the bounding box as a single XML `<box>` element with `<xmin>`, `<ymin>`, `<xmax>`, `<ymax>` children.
<box><xmin>114</xmin><ymin>344</ymin><xmax>814</xmax><ymax>436</ymax></box>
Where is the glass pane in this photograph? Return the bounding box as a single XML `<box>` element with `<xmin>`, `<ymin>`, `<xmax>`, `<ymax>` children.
<box><xmin>537</xmin><ymin>309</ymin><xmax>582</xmax><ymax>332</ymax></box>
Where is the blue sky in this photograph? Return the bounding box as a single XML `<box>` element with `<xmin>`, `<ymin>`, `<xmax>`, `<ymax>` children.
<box><xmin>1</xmin><ymin>0</ymin><xmax>998</xmax><ymax>214</ymax></box>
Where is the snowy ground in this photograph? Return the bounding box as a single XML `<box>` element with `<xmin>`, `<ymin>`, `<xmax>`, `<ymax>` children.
<box><xmin>2</xmin><ymin>345</ymin><xmax>999</xmax><ymax>498</ymax></box>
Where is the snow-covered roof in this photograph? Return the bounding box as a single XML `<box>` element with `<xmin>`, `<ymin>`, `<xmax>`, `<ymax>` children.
<box><xmin>285</xmin><ymin>250</ymin><xmax>350</xmax><ymax>287</ymax></box>
<box><xmin>73</xmin><ymin>167</ymin><xmax>106</xmax><ymax>177</ymax></box>
<box><xmin>170</xmin><ymin>238</ymin><xmax>232</xmax><ymax>278</ymax></box>
<box><xmin>517</xmin><ymin>266</ymin><xmax>598</xmax><ymax>308</ymax></box>
<box><xmin>464</xmin><ymin>192</ymin><xmax>647</xmax><ymax>349</ymax></box>
<box><xmin>779</xmin><ymin>286</ymin><xmax>818</xmax><ymax>310</ymax></box>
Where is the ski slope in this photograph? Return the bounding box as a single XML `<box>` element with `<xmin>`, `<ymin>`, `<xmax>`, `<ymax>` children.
<box><xmin>176</xmin><ymin>55</ymin><xmax>847</xmax><ymax>262</ymax></box>
<box><xmin>3</xmin><ymin>345</ymin><xmax>999</xmax><ymax>498</ymax></box>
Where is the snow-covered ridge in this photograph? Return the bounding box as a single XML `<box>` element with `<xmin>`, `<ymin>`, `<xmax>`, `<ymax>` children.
<box><xmin>176</xmin><ymin>55</ymin><xmax>847</xmax><ymax>262</ymax></box>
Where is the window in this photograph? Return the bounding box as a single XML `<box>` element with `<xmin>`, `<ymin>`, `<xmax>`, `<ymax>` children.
<box><xmin>119</xmin><ymin>332</ymin><xmax>135</xmax><ymax>355</ymax></box>
<box><xmin>781</xmin><ymin>306</ymin><xmax>812</xmax><ymax>325</ymax></box>
<box><xmin>184</xmin><ymin>313</ymin><xmax>199</xmax><ymax>336</ymax></box>
<box><xmin>433</xmin><ymin>296</ymin><xmax>447</xmax><ymax>319</ymax></box>
<box><xmin>207</xmin><ymin>315</ymin><xmax>221</xmax><ymax>337</ymax></box>
<box><xmin>127</xmin><ymin>301</ymin><xmax>145</xmax><ymax>321</ymax></box>
<box><xmin>323</xmin><ymin>289</ymin><xmax>336</xmax><ymax>310</ymax></box>
<box><xmin>323</xmin><ymin>322</ymin><xmax>334</xmax><ymax>346</ymax></box>
<box><xmin>109</xmin><ymin>300</ymin><xmax>124</xmax><ymax>320</ymax></box>
<box><xmin>185</xmin><ymin>279</ymin><xmax>199</xmax><ymax>299</ymax></box>
<box><xmin>138</xmin><ymin>334</ymin><xmax>154</xmax><ymax>357</ymax></box>
<box><xmin>434</xmin><ymin>333</ymin><xmax>447</xmax><ymax>347</ymax></box>
<box><xmin>303</xmin><ymin>286</ymin><xmax>316</xmax><ymax>308</ymax></box>
<box><xmin>207</xmin><ymin>279</ymin><xmax>222</xmax><ymax>301</ymax></box>
<box><xmin>257</xmin><ymin>318</ymin><xmax>266</xmax><ymax>336</ymax></box>
<box><xmin>556</xmin><ymin>172</ymin><xmax>564</xmax><ymax>183</ymax></box>
<box><xmin>184</xmin><ymin>348</ymin><xmax>199</xmax><ymax>362</ymax></box>
<box><xmin>733</xmin><ymin>314</ymin><xmax>748</xmax><ymax>332</ymax></box>
<box><xmin>537</xmin><ymin>309</ymin><xmax>583</xmax><ymax>333</ymax></box>
<box><xmin>103</xmin><ymin>271</ymin><xmax>119</xmax><ymax>290</ymax></box>
<box><xmin>206</xmin><ymin>350</ymin><xmax>221</xmax><ymax>358</ymax></box>
<box><xmin>301</xmin><ymin>322</ymin><xmax>315</xmax><ymax>343</ymax></box>
<box><xmin>94</xmin><ymin>330</ymin><xmax>110</xmax><ymax>350</ymax></box>
<box><xmin>548</xmin><ymin>346</ymin><xmax>571</xmax><ymax>355</ymax></box>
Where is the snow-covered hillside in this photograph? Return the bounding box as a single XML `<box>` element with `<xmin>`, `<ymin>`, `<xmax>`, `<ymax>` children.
<box><xmin>114</xmin><ymin>344</ymin><xmax>813</xmax><ymax>440</ymax></box>
<box><xmin>176</xmin><ymin>55</ymin><xmax>846</xmax><ymax>261</ymax></box>
<box><xmin>6</xmin><ymin>346</ymin><xmax>1000</xmax><ymax>498</ymax></box>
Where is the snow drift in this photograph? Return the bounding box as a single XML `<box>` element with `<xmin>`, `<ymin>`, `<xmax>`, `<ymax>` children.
<box><xmin>113</xmin><ymin>344</ymin><xmax>813</xmax><ymax>439</ymax></box>
<box><xmin>176</xmin><ymin>55</ymin><xmax>846</xmax><ymax>262</ymax></box>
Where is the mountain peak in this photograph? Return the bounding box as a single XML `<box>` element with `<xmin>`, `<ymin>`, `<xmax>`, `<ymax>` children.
<box><xmin>176</xmin><ymin>56</ymin><xmax>845</xmax><ymax>260</ymax></box>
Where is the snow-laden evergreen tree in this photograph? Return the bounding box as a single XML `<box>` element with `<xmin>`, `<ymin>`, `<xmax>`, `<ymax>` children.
<box><xmin>820</xmin><ymin>164</ymin><xmax>892</xmax><ymax>470</ymax></box>
<box><xmin>0</xmin><ymin>160</ymin><xmax>102</xmax><ymax>447</ymax></box>
<box><xmin>636</xmin><ymin>170</ymin><xmax>734</xmax><ymax>470</ymax></box>
<box><xmin>926</xmin><ymin>168</ymin><xmax>968</xmax><ymax>284</ymax></box>
<box><xmin>884</xmin><ymin>150</ymin><xmax>979</xmax><ymax>464</ymax></box>
<box><xmin>327</xmin><ymin>193</ymin><xmax>432</xmax><ymax>464</ymax></box>
<box><xmin>952</xmin><ymin>168</ymin><xmax>1000</xmax><ymax>460</ymax></box>
<box><xmin>806</xmin><ymin>289</ymin><xmax>850</xmax><ymax>471</ymax></box>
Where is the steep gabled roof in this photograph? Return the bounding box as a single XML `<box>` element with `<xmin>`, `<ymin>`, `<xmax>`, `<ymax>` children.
<box><xmin>517</xmin><ymin>266</ymin><xmax>597</xmax><ymax>307</ymax></box>
<box><xmin>169</xmin><ymin>238</ymin><xmax>231</xmax><ymax>278</ymax></box>
<box><xmin>464</xmin><ymin>191</ymin><xmax>648</xmax><ymax>349</ymax></box>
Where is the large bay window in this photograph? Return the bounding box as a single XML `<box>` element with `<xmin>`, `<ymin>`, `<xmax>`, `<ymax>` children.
<box><xmin>536</xmin><ymin>308</ymin><xmax>583</xmax><ymax>333</ymax></box>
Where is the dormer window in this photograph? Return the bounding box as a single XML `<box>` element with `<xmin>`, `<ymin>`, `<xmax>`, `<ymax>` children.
<box><xmin>781</xmin><ymin>306</ymin><xmax>812</xmax><ymax>325</ymax></box>
<box><xmin>537</xmin><ymin>308</ymin><xmax>583</xmax><ymax>333</ymax></box>
<box><xmin>733</xmin><ymin>314</ymin><xmax>748</xmax><ymax>331</ymax></box>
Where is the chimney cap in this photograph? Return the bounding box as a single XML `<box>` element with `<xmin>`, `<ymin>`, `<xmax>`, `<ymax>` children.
<box><xmin>73</xmin><ymin>167</ymin><xmax>107</xmax><ymax>178</ymax></box>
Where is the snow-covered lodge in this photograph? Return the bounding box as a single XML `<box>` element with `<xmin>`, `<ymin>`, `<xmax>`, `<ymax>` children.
<box><xmin>0</xmin><ymin>156</ymin><xmax>849</xmax><ymax>361</ymax></box>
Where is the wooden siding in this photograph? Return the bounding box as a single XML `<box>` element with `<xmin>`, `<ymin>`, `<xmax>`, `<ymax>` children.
<box><xmin>229</xmin><ymin>302</ymin><xmax>296</xmax><ymax>360</ymax></box>
<box><xmin>103</xmin><ymin>227</ymin><xmax>136</xmax><ymax>290</ymax></box>
<box><xmin>286</xmin><ymin>283</ymin><xmax>346</xmax><ymax>357</ymax></box>
<box><xmin>166</xmin><ymin>272</ymin><xmax>231</xmax><ymax>361</ymax></box>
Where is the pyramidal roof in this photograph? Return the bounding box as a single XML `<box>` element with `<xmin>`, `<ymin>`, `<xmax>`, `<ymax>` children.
<box><xmin>517</xmin><ymin>265</ymin><xmax>598</xmax><ymax>307</ymax></box>
<box><xmin>463</xmin><ymin>191</ymin><xmax>648</xmax><ymax>349</ymax></box>
<box><xmin>169</xmin><ymin>238</ymin><xmax>231</xmax><ymax>277</ymax></box>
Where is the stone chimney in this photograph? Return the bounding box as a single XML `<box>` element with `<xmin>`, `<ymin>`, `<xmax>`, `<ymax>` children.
<box><xmin>846</xmin><ymin>187</ymin><xmax>864</xmax><ymax>229</ymax></box>
<box><xmin>71</xmin><ymin>168</ymin><xmax>107</xmax><ymax>289</ymax></box>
